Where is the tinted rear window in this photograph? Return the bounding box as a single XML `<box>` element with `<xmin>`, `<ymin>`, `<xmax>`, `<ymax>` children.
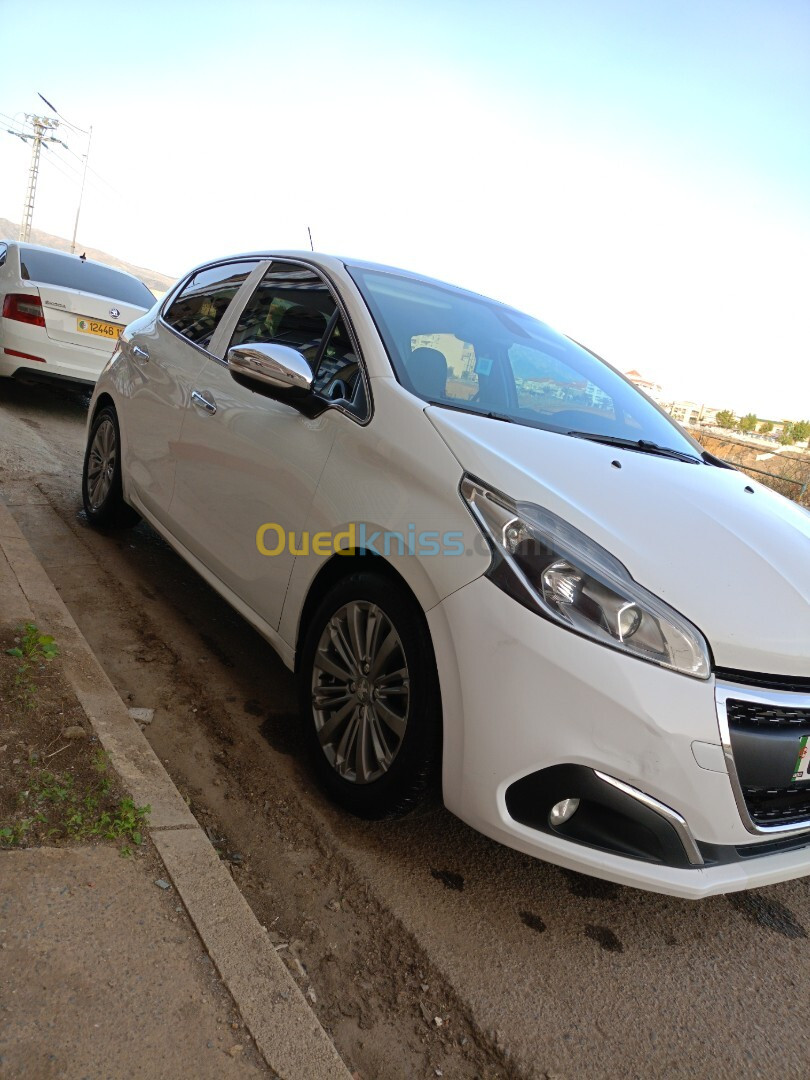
<box><xmin>19</xmin><ymin>249</ymin><xmax>154</xmax><ymax>308</ymax></box>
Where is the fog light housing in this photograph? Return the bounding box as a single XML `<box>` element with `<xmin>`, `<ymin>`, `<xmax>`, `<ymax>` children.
<box><xmin>549</xmin><ymin>798</ymin><xmax>580</xmax><ymax>826</ymax></box>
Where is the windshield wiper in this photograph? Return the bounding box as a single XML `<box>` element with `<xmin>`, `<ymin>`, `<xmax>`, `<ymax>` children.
<box><xmin>566</xmin><ymin>431</ymin><xmax>702</xmax><ymax>464</ymax></box>
<box><xmin>700</xmin><ymin>449</ymin><xmax>736</xmax><ymax>469</ymax></box>
<box><xmin>428</xmin><ymin>400</ymin><xmax>514</xmax><ymax>423</ymax></box>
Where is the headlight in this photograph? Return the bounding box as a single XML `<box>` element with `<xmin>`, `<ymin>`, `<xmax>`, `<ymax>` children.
<box><xmin>461</xmin><ymin>476</ymin><xmax>711</xmax><ymax>679</ymax></box>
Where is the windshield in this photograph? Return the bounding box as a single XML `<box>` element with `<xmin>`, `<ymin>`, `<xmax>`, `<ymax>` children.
<box><xmin>19</xmin><ymin>248</ymin><xmax>155</xmax><ymax>308</ymax></box>
<box><xmin>349</xmin><ymin>266</ymin><xmax>699</xmax><ymax>455</ymax></box>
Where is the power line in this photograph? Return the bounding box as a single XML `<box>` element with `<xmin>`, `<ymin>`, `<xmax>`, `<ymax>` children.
<box><xmin>37</xmin><ymin>92</ymin><xmax>88</xmax><ymax>135</ymax></box>
<box><xmin>46</xmin><ymin>146</ymin><xmax>84</xmax><ymax>181</ymax></box>
<box><xmin>60</xmin><ymin>143</ymin><xmax>87</xmax><ymax>167</ymax></box>
<box><xmin>40</xmin><ymin>150</ymin><xmax>81</xmax><ymax>187</ymax></box>
<box><xmin>0</xmin><ymin>111</ymin><xmax>29</xmax><ymax>135</ymax></box>
<box><xmin>47</xmin><ymin>151</ymin><xmax>115</xmax><ymax>209</ymax></box>
<box><xmin>58</xmin><ymin>142</ymin><xmax>123</xmax><ymax>200</ymax></box>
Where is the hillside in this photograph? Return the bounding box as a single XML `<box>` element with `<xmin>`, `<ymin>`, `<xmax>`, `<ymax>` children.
<box><xmin>0</xmin><ymin>218</ymin><xmax>176</xmax><ymax>296</ymax></box>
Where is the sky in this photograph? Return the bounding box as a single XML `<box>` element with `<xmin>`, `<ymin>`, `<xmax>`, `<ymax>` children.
<box><xmin>1</xmin><ymin>0</ymin><xmax>808</xmax><ymax>419</ymax></box>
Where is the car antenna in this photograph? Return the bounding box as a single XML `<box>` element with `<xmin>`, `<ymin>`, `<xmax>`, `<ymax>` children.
<box><xmin>307</xmin><ymin>225</ymin><xmax>314</xmax><ymax>252</ymax></box>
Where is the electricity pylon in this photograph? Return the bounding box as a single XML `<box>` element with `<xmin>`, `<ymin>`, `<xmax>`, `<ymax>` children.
<box><xmin>9</xmin><ymin>115</ymin><xmax>61</xmax><ymax>242</ymax></box>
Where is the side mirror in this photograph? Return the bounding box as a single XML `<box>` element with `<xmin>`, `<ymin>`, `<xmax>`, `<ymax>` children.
<box><xmin>227</xmin><ymin>343</ymin><xmax>324</xmax><ymax>415</ymax></box>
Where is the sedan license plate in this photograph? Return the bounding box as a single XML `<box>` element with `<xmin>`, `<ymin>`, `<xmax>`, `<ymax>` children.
<box><xmin>77</xmin><ymin>317</ymin><xmax>122</xmax><ymax>339</ymax></box>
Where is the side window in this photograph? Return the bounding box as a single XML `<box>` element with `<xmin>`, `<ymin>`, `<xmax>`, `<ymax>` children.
<box><xmin>229</xmin><ymin>261</ymin><xmax>333</xmax><ymax>365</ymax></box>
<box><xmin>228</xmin><ymin>261</ymin><xmax>368</xmax><ymax>417</ymax></box>
<box><xmin>0</xmin><ymin>244</ymin><xmax>7</xmax><ymax>268</ymax></box>
<box><xmin>312</xmin><ymin>316</ymin><xmax>363</xmax><ymax>402</ymax></box>
<box><xmin>163</xmin><ymin>261</ymin><xmax>259</xmax><ymax>350</ymax></box>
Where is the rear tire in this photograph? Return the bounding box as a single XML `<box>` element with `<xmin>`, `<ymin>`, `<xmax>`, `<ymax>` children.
<box><xmin>298</xmin><ymin>570</ymin><xmax>442</xmax><ymax>819</ymax></box>
<box><xmin>82</xmin><ymin>405</ymin><xmax>140</xmax><ymax>528</ymax></box>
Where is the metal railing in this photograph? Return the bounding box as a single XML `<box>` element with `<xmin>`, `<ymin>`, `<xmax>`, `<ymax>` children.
<box><xmin>723</xmin><ymin>459</ymin><xmax>808</xmax><ymax>501</ymax></box>
<box><xmin>688</xmin><ymin>429</ymin><xmax>810</xmax><ymax>506</ymax></box>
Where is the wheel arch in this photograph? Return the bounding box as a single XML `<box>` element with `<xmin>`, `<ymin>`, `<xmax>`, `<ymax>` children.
<box><xmin>294</xmin><ymin>550</ymin><xmax>420</xmax><ymax>672</ymax></box>
<box><xmin>89</xmin><ymin>391</ymin><xmax>116</xmax><ymax>427</ymax></box>
<box><xmin>295</xmin><ymin>550</ymin><xmax>445</xmax><ymax>817</ymax></box>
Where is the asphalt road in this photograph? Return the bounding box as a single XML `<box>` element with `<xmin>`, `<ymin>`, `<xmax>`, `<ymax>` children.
<box><xmin>2</xmin><ymin>378</ymin><xmax>809</xmax><ymax>1080</ymax></box>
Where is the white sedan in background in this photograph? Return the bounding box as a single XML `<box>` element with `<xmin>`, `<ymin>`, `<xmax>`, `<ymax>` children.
<box><xmin>0</xmin><ymin>240</ymin><xmax>154</xmax><ymax>387</ymax></box>
<box><xmin>81</xmin><ymin>250</ymin><xmax>810</xmax><ymax>898</ymax></box>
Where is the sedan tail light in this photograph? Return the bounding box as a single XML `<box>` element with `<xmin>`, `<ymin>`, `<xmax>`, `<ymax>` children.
<box><xmin>2</xmin><ymin>293</ymin><xmax>46</xmax><ymax>327</ymax></box>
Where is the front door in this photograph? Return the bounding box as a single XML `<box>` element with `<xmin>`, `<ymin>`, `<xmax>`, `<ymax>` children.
<box><xmin>168</xmin><ymin>260</ymin><xmax>366</xmax><ymax>630</ymax></box>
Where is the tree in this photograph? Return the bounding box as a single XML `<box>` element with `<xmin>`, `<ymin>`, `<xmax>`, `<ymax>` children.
<box><xmin>792</xmin><ymin>420</ymin><xmax>810</xmax><ymax>443</ymax></box>
<box><xmin>759</xmin><ymin>420</ymin><xmax>773</xmax><ymax>435</ymax></box>
<box><xmin>715</xmin><ymin>409</ymin><xmax>736</xmax><ymax>429</ymax></box>
<box><xmin>780</xmin><ymin>422</ymin><xmax>795</xmax><ymax>445</ymax></box>
<box><xmin>739</xmin><ymin>413</ymin><xmax>758</xmax><ymax>432</ymax></box>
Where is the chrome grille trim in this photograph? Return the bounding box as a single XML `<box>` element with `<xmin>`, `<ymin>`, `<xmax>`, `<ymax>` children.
<box><xmin>716</xmin><ymin>681</ymin><xmax>810</xmax><ymax>837</ymax></box>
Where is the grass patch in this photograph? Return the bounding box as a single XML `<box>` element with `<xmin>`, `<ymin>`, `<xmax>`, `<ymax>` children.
<box><xmin>0</xmin><ymin>626</ymin><xmax>150</xmax><ymax>855</ymax></box>
<box><xmin>5</xmin><ymin>622</ymin><xmax>60</xmax><ymax>710</ymax></box>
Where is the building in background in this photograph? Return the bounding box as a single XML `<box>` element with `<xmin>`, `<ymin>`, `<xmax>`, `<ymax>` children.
<box><xmin>624</xmin><ymin>369</ymin><xmax>666</xmax><ymax>403</ymax></box>
<box><xmin>667</xmin><ymin>401</ymin><xmax>719</xmax><ymax>427</ymax></box>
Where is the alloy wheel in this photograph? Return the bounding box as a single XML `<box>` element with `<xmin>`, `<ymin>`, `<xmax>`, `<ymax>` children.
<box><xmin>85</xmin><ymin>417</ymin><xmax>117</xmax><ymax>511</ymax></box>
<box><xmin>311</xmin><ymin>601</ymin><xmax>410</xmax><ymax>784</ymax></box>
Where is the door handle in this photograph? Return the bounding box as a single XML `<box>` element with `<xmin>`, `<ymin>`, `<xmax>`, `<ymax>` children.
<box><xmin>191</xmin><ymin>389</ymin><xmax>217</xmax><ymax>415</ymax></box>
<box><xmin>131</xmin><ymin>344</ymin><xmax>149</xmax><ymax>361</ymax></box>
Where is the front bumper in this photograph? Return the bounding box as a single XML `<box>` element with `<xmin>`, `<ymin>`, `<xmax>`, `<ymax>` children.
<box><xmin>428</xmin><ymin>575</ymin><xmax>810</xmax><ymax>898</ymax></box>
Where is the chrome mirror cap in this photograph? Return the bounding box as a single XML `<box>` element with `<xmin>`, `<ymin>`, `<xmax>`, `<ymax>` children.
<box><xmin>227</xmin><ymin>343</ymin><xmax>313</xmax><ymax>393</ymax></box>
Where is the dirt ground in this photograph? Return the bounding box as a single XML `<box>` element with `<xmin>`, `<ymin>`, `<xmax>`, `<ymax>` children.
<box><xmin>0</xmin><ymin>625</ymin><xmax>147</xmax><ymax>853</ymax></box>
<box><xmin>3</xmin><ymin>379</ymin><xmax>810</xmax><ymax>1080</ymax></box>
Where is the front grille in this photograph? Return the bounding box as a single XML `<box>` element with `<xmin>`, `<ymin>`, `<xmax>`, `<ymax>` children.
<box><xmin>743</xmin><ymin>786</ymin><xmax>810</xmax><ymax>826</ymax></box>
<box><xmin>727</xmin><ymin>698</ymin><xmax>810</xmax><ymax>729</ymax></box>
<box><xmin>722</xmin><ymin>687</ymin><xmax>810</xmax><ymax>831</ymax></box>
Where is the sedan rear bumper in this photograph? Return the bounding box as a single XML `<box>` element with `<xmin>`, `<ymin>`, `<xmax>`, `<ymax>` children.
<box><xmin>1</xmin><ymin>319</ymin><xmax>113</xmax><ymax>383</ymax></box>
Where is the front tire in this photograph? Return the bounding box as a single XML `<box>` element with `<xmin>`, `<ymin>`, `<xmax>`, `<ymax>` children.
<box><xmin>82</xmin><ymin>405</ymin><xmax>140</xmax><ymax>528</ymax></box>
<box><xmin>298</xmin><ymin>571</ymin><xmax>442</xmax><ymax>819</ymax></box>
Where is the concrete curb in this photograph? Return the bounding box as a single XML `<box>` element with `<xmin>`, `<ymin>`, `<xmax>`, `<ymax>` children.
<box><xmin>0</xmin><ymin>500</ymin><xmax>351</xmax><ymax>1080</ymax></box>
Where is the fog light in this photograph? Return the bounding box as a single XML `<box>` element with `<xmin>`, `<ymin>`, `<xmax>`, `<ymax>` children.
<box><xmin>549</xmin><ymin>798</ymin><xmax>580</xmax><ymax>826</ymax></box>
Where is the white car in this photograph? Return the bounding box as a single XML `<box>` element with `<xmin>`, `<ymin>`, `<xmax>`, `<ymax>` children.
<box><xmin>0</xmin><ymin>240</ymin><xmax>154</xmax><ymax>387</ymax></box>
<box><xmin>81</xmin><ymin>251</ymin><xmax>810</xmax><ymax>898</ymax></box>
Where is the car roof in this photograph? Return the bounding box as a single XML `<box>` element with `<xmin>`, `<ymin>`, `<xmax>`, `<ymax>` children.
<box><xmin>194</xmin><ymin>249</ymin><xmax>513</xmax><ymax>310</ymax></box>
<box><xmin>1</xmin><ymin>239</ymin><xmax>144</xmax><ymax>280</ymax></box>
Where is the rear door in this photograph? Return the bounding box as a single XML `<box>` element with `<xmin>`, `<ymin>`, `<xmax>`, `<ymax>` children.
<box><xmin>122</xmin><ymin>259</ymin><xmax>265</xmax><ymax>518</ymax></box>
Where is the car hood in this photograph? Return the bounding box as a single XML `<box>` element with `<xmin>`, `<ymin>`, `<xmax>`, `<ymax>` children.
<box><xmin>427</xmin><ymin>407</ymin><xmax>810</xmax><ymax>677</ymax></box>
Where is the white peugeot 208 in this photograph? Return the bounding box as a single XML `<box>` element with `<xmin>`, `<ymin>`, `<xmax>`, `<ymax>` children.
<box><xmin>82</xmin><ymin>251</ymin><xmax>810</xmax><ymax>898</ymax></box>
